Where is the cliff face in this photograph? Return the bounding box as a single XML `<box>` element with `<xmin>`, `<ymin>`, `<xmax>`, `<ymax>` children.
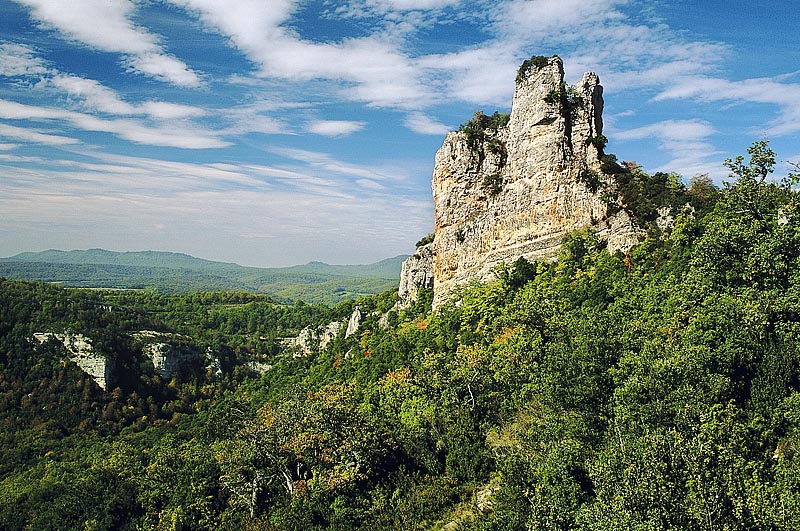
<box><xmin>33</xmin><ymin>333</ymin><xmax>114</xmax><ymax>390</ymax></box>
<box><xmin>396</xmin><ymin>242</ymin><xmax>434</xmax><ymax>309</ymax></box>
<box><xmin>430</xmin><ymin>56</ymin><xmax>642</xmax><ymax>306</ymax></box>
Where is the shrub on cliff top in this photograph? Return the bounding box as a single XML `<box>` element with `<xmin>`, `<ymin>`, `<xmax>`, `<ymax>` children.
<box><xmin>516</xmin><ymin>55</ymin><xmax>553</xmax><ymax>83</ymax></box>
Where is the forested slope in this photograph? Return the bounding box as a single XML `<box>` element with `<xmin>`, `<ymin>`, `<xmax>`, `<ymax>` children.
<box><xmin>1</xmin><ymin>142</ymin><xmax>800</xmax><ymax>530</ymax></box>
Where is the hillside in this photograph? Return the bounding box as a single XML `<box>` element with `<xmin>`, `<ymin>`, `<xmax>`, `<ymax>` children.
<box><xmin>1</xmin><ymin>141</ymin><xmax>800</xmax><ymax>531</ymax></box>
<box><xmin>0</xmin><ymin>249</ymin><xmax>406</xmax><ymax>304</ymax></box>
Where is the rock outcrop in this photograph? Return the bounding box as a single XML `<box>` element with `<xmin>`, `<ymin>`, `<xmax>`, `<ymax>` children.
<box><xmin>282</xmin><ymin>318</ymin><xmax>349</xmax><ymax>357</ymax></box>
<box><xmin>133</xmin><ymin>330</ymin><xmax>206</xmax><ymax>380</ymax></box>
<box><xmin>281</xmin><ymin>306</ymin><xmax>370</xmax><ymax>357</ymax></box>
<box><xmin>33</xmin><ymin>332</ymin><xmax>114</xmax><ymax>390</ymax></box>
<box><xmin>428</xmin><ymin>55</ymin><xmax>642</xmax><ymax>306</ymax></box>
<box><xmin>396</xmin><ymin>242</ymin><xmax>434</xmax><ymax>309</ymax></box>
<box><xmin>345</xmin><ymin>307</ymin><xmax>362</xmax><ymax>339</ymax></box>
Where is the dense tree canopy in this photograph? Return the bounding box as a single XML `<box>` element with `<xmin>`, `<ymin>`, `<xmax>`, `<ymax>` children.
<box><xmin>2</xmin><ymin>142</ymin><xmax>800</xmax><ymax>530</ymax></box>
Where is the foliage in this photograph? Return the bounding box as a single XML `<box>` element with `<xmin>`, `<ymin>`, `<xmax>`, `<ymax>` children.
<box><xmin>544</xmin><ymin>82</ymin><xmax>584</xmax><ymax>122</ymax></box>
<box><xmin>415</xmin><ymin>233</ymin><xmax>435</xmax><ymax>248</ymax></box>
<box><xmin>588</xmin><ymin>134</ymin><xmax>608</xmax><ymax>151</ymax></box>
<box><xmin>3</xmin><ymin>142</ymin><xmax>800</xmax><ymax>530</ymax></box>
<box><xmin>458</xmin><ymin>111</ymin><xmax>510</xmax><ymax>168</ymax></box>
<box><xmin>578</xmin><ymin>168</ymin><xmax>602</xmax><ymax>193</ymax></box>
<box><xmin>482</xmin><ymin>173</ymin><xmax>504</xmax><ymax>196</ymax></box>
<box><xmin>516</xmin><ymin>55</ymin><xmax>553</xmax><ymax>84</ymax></box>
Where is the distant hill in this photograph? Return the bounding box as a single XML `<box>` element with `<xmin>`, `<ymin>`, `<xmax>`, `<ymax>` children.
<box><xmin>0</xmin><ymin>249</ymin><xmax>407</xmax><ymax>305</ymax></box>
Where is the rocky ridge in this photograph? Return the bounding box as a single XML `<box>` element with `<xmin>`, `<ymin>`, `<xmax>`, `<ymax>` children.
<box><xmin>398</xmin><ymin>55</ymin><xmax>643</xmax><ymax>307</ymax></box>
<box><xmin>281</xmin><ymin>307</ymin><xmax>364</xmax><ymax>357</ymax></box>
<box><xmin>33</xmin><ymin>332</ymin><xmax>114</xmax><ymax>390</ymax></box>
<box><xmin>34</xmin><ymin>330</ymin><xmax>220</xmax><ymax>390</ymax></box>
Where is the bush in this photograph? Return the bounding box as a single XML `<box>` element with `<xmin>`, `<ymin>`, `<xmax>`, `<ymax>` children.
<box><xmin>415</xmin><ymin>233</ymin><xmax>435</xmax><ymax>248</ymax></box>
<box><xmin>578</xmin><ymin>168</ymin><xmax>602</xmax><ymax>193</ymax></box>
<box><xmin>516</xmin><ymin>55</ymin><xmax>553</xmax><ymax>84</ymax></box>
<box><xmin>483</xmin><ymin>173</ymin><xmax>504</xmax><ymax>196</ymax></box>
<box><xmin>458</xmin><ymin>111</ymin><xmax>510</xmax><ymax>167</ymax></box>
<box><xmin>544</xmin><ymin>82</ymin><xmax>584</xmax><ymax>122</ymax></box>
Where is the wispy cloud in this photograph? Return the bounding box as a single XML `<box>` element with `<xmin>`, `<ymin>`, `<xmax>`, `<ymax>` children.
<box><xmin>0</xmin><ymin>99</ymin><xmax>228</xmax><ymax>149</ymax></box>
<box><xmin>654</xmin><ymin>75</ymin><xmax>800</xmax><ymax>136</ymax></box>
<box><xmin>270</xmin><ymin>146</ymin><xmax>402</xmax><ymax>183</ymax></box>
<box><xmin>0</xmin><ymin>121</ymin><xmax>78</xmax><ymax>145</ymax></box>
<box><xmin>12</xmin><ymin>0</ymin><xmax>203</xmax><ymax>87</ymax></box>
<box><xmin>0</xmin><ymin>148</ymin><xmax>431</xmax><ymax>264</ymax></box>
<box><xmin>404</xmin><ymin>111</ymin><xmax>451</xmax><ymax>135</ymax></box>
<box><xmin>0</xmin><ymin>42</ymin><xmax>50</xmax><ymax>77</ymax></box>
<box><xmin>615</xmin><ymin>119</ymin><xmax>723</xmax><ymax>178</ymax></box>
<box><xmin>307</xmin><ymin>120</ymin><xmax>366</xmax><ymax>137</ymax></box>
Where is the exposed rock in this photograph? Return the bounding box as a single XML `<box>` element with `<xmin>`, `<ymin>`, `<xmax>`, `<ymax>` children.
<box><xmin>133</xmin><ymin>330</ymin><xmax>203</xmax><ymax>380</ymax></box>
<box><xmin>475</xmin><ymin>485</ymin><xmax>498</xmax><ymax>513</ymax></box>
<box><xmin>282</xmin><ymin>321</ymin><xmax>343</xmax><ymax>357</ymax></box>
<box><xmin>33</xmin><ymin>332</ymin><xmax>114</xmax><ymax>390</ymax></box>
<box><xmin>430</xmin><ymin>55</ymin><xmax>643</xmax><ymax>306</ymax></box>
<box><xmin>655</xmin><ymin>206</ymin><xmax>675</xmax><ymax>232</ymax></box>
<box><xmin>345</xmin><ymin>307</ymin><xmax>362</xmax><ymax>339</ymax></box>
<box><xmin>206</xmin><ymin>347</ymin><xmax>223</xmax><ymax>378</ymax></box>
<box><xmin>143</xmin><ymin>343</ymin><xmax>201</xmax><ymax>379</ymax></box>
<box><xmin>396</xmin><ymin>242</ymin><xmax>434</xmax><ymax>309</ymax></box>
<box><xmin>282</xmin><ymin>327</ymin><xmax>317</xmax><ymax>357</ymax></box>
<box><xmin>247</xmin><ymin>361</ymin><xmax>273</xmax><ymax>374</ymax></box>
<box><xmin>321</xmin><ymin>321</ymin><xmax>343</xmax><ymax>349</ymax></box>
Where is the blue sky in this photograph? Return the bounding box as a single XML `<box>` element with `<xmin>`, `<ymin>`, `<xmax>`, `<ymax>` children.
<box><xmin>0</xmin><ymin>0</ymin><xmax>798</xmax><ymax>267</ymax></box>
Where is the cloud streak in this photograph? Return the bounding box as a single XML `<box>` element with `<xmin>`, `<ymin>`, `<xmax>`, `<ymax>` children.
<box><xmin>654</xmin><ymin>74</ymin><xmax>800</xmax><ymax>136</ymax></box>
<box><xmin>615</xmin><ymin>119</ymin><xmax>723</xmax><ymax>178</ymax></box>
<box><xmin>13</xmin><ymin>0</ymin><xmax>203</xmax><ymax>87</ymax></box>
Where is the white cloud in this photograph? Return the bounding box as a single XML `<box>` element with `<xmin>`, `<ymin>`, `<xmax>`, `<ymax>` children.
<box><xmin>615</xmin><ymin>119</ymin><xmax>722</xmax><ymax>177</ymax></box>
<box><xmin>494</xmin><ymin>0</ymin><xmax>627</xmax><ymax>39</ymax></box>
<box><xmin>14</xmin><ymin>0</ymin><xmax>202</xmax><ymax>87</ymax></box>
<box><xmin>419</xmin><ymin>43</ymin><xmax>520</xmax><ymax>106</ymax></box>
<box><xmin>0</xmin><ymin>122</ymin><xmax>79</xmax><ymax>145</ymax></box>
<box><xmin>48</xmin><ymin>74</ymin><xmax>137</xmax><ymax>114</ymax></box>
<box><xmin>270</xmin><ymin>146</ymin><xmax>399</xmax><ymax>182</ymax></box>
<box><xmin>138</xmin><ymin>102</ymin><xmax>207</xmax><ymax>120</ymax></box>
<box><xmin>0</xmin><ymin>99</ymin><xmax>228</xmax><ymax>149</ymax></box>
<box><xmin>170</xmin><ymin>0</ymin><xmax>432</xmax><ymax>108</ymax></box>
<box><xmin>357</xmin><ymin>178</ymin><xmax>386</xmax><ymax>190</ymax></box>
<box><xmin>404</xmin><ymin>111</ymin><xmax>451</xmax><ymax>135</ymax></box>
<box><xmin>654</xmin><ymin>75</ymin><xmax>800</xmax><ymax>136</ymax></box>
<box><xmin>125</xmin><ymin>52</ymin><xmax>204</xmax><ymax>88</ymax></box>
<box><xmin>0</xmin><ymin>148</ymin><xmax>432</xmax><ymax>265</ymax></box>
<box><xmin>307</xmin><ymin>120</ymin><xmax>366</xmax><ymax>137</ymax></box>
<box><xmin>42</xmin><ymin>73</ymin><xmax>207</xmax><ymax>121</ymax></box>
<box><xmin>0</xmin><ymin>43</ymin><xmax>50</xmax><ymax>77</ymax></box>
<box><xmin>365</xmin><ymin>0</ymin><xmax>460</xmax><ymax>11</ymax></box>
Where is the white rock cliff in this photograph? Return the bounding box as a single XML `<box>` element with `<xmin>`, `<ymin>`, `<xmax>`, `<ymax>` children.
<box><xmin>398</xmin><ymin>55</ymin><xmax>643</xmax><ymax>307</ymax></box>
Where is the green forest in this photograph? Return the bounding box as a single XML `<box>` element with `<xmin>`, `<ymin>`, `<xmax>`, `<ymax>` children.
<box><xmin>2</xmin><ymin>141</ymin><xmax>800</xmax><ymax>530</ymax></box>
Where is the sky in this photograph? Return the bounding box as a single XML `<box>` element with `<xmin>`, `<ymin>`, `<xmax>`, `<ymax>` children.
<box><xmin>0</xmin><ymin>0</ymin><xmax>799</xmax><ymax>267</ymax></box>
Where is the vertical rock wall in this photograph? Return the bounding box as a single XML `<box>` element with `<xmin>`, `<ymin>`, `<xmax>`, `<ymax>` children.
<box><xmin>430</xmin><ymin>56</ymin><xmax>642</xmax><ymax>306</ymax></box>
<box><xmin>396</xmin><ymin>242</ymin><xmax>434</xmax><ymax>309</ymax></box>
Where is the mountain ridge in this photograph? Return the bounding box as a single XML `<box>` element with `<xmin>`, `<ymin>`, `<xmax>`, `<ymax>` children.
<box><xmin>1</xmin><ymin>248</ymin><xmax>406</xmax><ymax>277</ymax></box>
<box><xmin>0</xmin><ymin>249</ymin><xmax>407</xmax><ymax>304</ymax></box>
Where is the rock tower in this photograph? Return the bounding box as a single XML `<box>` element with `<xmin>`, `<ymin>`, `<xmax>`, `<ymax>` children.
<box><xmin>400</xmin><ymin>55</ymin><xmax>642</xmax><ymax>308</ymax></box>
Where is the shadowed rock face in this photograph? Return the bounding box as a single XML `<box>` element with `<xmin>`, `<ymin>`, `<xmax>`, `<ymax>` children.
<box><xmin>429</xmin><ymin>55</ymin><xmax>642</xmax><ymax>307</ymax></box>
